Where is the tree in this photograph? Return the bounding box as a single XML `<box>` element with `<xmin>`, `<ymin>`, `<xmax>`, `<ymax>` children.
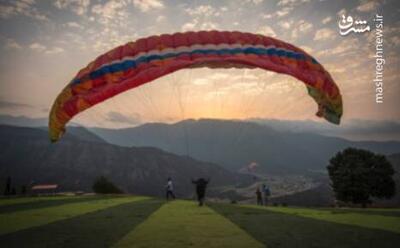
<box><xmin>327</xmin><ymin>147</ymin><xmax>396</xmax><ymax>207</ymax></box>
<box><xmin>92</xmin><ymin>176</ymin><xmax>123</xmax><ymax>194</ymax></box>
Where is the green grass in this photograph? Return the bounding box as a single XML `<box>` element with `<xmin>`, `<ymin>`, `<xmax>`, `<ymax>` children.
<box><xmin>317</xmin><ymin>207</ymin><xmax>400</xmax><ymax>217</ymax></box>
<box><xmin>0</xmin><ymin>198</ymin><xmax>163</xmax><ymax>248</ymax></box>
<box><xmin>0</xmin><ymin>195</ymin><xmax>110</xmax><ymax>214</ymax></box>
<box><xmin>1</xmin><ymin>196</ymin><xmax>400</xmax><ymax>248</ymax></box>
<box><xmin>0</xmin><ymin>195</ymin><xmax>77</xmax><ymax>206</ymax></box>
<box><xmin>245</xmin><ymin>205</ymin><xmax>400</xmax><ymax>233</ymax></box>
<box><xmin>113</xmin><ymin>200</ymin><xmax>263</xmax><ymax>248</ymax></box>
<box><xmin>210</xmin><ymin>203</ymin><xmax>400</xmax><ymax>248</ymax></box>
<box><xmin>0</xmin><ymin>196</ymin><xmax>149</xmax><ymax>235</ymax></box>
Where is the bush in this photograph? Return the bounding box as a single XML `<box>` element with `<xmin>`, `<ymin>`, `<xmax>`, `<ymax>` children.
<box><xmin>92</xmin><ymin>176</ymin><xmax>123</xmax><ymax>194</ymax></box>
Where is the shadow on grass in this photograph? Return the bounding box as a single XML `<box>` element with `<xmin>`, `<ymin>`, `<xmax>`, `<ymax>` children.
<box><xmin>0</xmin><ymin>196</ymin><xmax>114</xmax><ymax>214</ymax></box>
<box><xmin>210</xmin><ymin>203</ymin><xmax>400</xmax><ymax>248</ymax></box>
<box><xmin>319</xmin><ymin>208</ymin><xmax>400</xmax><ymax>217</ymax></box>
<box><xmin>0</xmin><ymin>199</ymin><xmax>164</xmax><ymax>248</ymax></box>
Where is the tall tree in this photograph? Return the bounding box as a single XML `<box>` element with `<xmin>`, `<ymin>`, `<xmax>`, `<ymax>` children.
<box><xmin>327</xmin><ymin>148</ymin><xmax>396</xmax><ymax>207</ymax></box>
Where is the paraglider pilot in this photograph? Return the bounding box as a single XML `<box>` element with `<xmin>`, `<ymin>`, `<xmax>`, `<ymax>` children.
<box><xmin>256</xmin><ymin>186</ymin><xmax>263</xmax><ymax>205</ymax></box>
<box><xmin>166</xmin><ymin>177</ymin><xmax>175</xmax><ymax>201</ymax></box>
<box><xmin>191</xmin><ymin>178</ymin><xmax>210</xmax><ymax>206</ymax></box>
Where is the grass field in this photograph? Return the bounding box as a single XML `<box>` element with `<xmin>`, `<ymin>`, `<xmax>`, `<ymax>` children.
<box><xmin>1</xmin><ymin>196</ymin><xmax>399</xmax><ymax>247</ymax></box>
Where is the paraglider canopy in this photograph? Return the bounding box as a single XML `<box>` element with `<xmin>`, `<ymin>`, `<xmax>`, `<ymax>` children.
<box><xmin>49</xmin><ymin>30</ymin><xmax>342</xmax><ymax>142</ymax></box>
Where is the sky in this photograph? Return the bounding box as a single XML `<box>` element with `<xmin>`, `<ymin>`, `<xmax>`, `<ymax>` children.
<box><xmin>0</xmin><ymin>0</ymin><xmax>399</xmax><ymax>128</ymax></box>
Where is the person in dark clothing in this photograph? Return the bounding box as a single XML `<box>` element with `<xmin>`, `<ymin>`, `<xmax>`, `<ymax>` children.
<box><xmin>165</xmin><ymin>177</ymin><xmax>175</xmax><ymax>201</ymax></box>
<box><xmin>191</xmin><ymin>178</ymin><xmax>210</xmax><ymax>206</ymax></box>
<box><xmin>4</xmin><ymin>177</ymin><xmax>11</xmax><ymax>196</ymax></box>
<box><xmin>262</xmin><ymin>183</ymin><xmax>271</xmax><ymax>206</ymax></box>
<box><xmin>256</xmin><ymin>187</ymin><xmax>262</xmax><ymax>205</ymax></box>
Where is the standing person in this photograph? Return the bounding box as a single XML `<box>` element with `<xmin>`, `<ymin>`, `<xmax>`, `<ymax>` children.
<box><xmin>191</xmin><ymin>178</ymin><xmax>210</xmax><ymax>206</ymax></box>
<box><xmin>262</xmin><ymin>184</ymin><xmax>271</xmax><ymax>206</ymax></box>
<box><xmin>4</xmin><ymin>176</ymin><xmax>11</xmax><ymax>196</ymax></box>
<box><xmin>255</xmin><ymin>186</ymin><xmax>262</xmax><ymax>205</ymax></box>
<box><xmin>165</xmin><ymin>177</ymin><xmax>175</xmax><ymax>201</ymax></box>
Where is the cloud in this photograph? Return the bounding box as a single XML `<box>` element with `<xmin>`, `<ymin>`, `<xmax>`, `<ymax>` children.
<box><xmin>245</xmin><ymin>0</ymin><xmax>264</xmax><ymax>4</ymax></box>
<box><xmin>322</xmin><ymin>16</ymin><xmax>332</xmax><ymax>25</ymax></box>
<box><xmin>261</xmin><ymin>13</ymin><xmax>273</xmax><ymax>19</ymax></box>
<box><xmin>0</xmin><ymin>100</ymin><xmax>33</xmax><ymax>109</ymax></box>
<box><xmin>274</xmin><ymin>0</ymin><xmax>311</xmax><ymax>18</ymax></box>
<box><xmin>181</xmin><ymin>18</ymin><xmax>218</xmax><ymax>32</ymax></box>
<box><xmin>0</xmin><ymin>4</ymin><xmax>14</xmax><ymax>18</ymax></box>
<box><xmin>133</xmin><ymin>0</ymin><xmax>164</xmax><ymax>12</ymax></box>
<box><xmin>257</xmin><ymin>26</ymin><xmax>277</xmax><ymax>37</ymax></box>
<box><xmin>313</xmin><ymin>28</ymin><xmax>335</xmax><ymax>41</ymax></box>
<box><xmin>261</xmin><ymin>6</ymin><xmax>292</xmax><ymax>19</ymax></box>
<box><xmin>4</xmin><ymin>39</ymin><xmax>22</xmax><ymax>50</ymax></box>
<box><xmin>106</xmin><ymin>111</ymin><xmax>142</xmax><ymax>125</ymax></box>
<box><xmin>0</xmin><ymin>0</ymin><xmax>48</xmax><ymax>21</ymax></box>
<box><xmin>64</xmin><ymin>21</ymin><xmax>83</xmax><ymax>28</ymax></box>
<box><xmin>337</xmin><ymin>8</ymin><xmax>346</xmax><ymax>17</ymax></box>
<box><xmin>87</xmin><ymin>0</ymin><xmax>138</xmax><ymax>53</ymax></box>
<box><xmin>382</xmin><ymin>26</ymin><xmax>400</xmax><ymax>48</ymax></box>
<box><xmin>300</xmin><ymin>45</ymin><xmax>313</xmax><ymax>54</ymax></box>
<box><xmin>181</xmin><ymin>21</ymin><xmax>196</xmax><ymax>31</ymax></box>
<box><xmin>156</xmin><ymin>15</ymin><xmax>165</xmax><ymax>23</ymax></box>
<box><xmin>316</xmin><ymin>39</ymin><xmax>356</xmax><ymax>58</ymax></box>
<box><xmin>91</xmin><ymin>1</ymin><xmax>123</xmax><ymax>18</ymax></box>
<box><xmin>330</xmin><ymin>38</ymin><xmax>358</xmax><ymax>55</ymax></box>
<box><xmin>45</xmin><ymin>47</ymin><xmax>65</xmax><ymax>54</ymax></box>
<box><xmin>278</xmin><ymin>20</ymin><xmax>293</xmax><ymax>30</ymax></box>
<box><xmin>185</xmin><ymin>5</ymin><xmax>217</xmax><ymax>17</ymax></box>
<box><xmin>356</xmin><ymin>1</ymin><xmax>379</xmax><ymax>12</ymax></box>
<box><xmin>28</xmin><ymin>42</ymin><xmax>64</xmax><ymax>54</ymax></box>
<box><xmin>54</xmin><ymin>0</ymin><xmax>90</xmax><ymax>16</ymax></box>
<box><xmin>291</xmin><ymin>19</ymin><xmax>313</xmax><ymax>39</ymax></box>
<box><xmin>198</xmin><ymin>21</ymin><xmax>217</xmax><ymax>30</ymax></box>
<box><xmin>298</xmin><ymin>20</ymin><xmax>313</xmax><ymax>32</ymax></box>
<box><xmin>91</xmin><ymin>0</ymin><xmax>130</xmax><ymax>26</ymax></box>
<box><xmin>29</xmin><ymin>42</ymin><xmax>46</xmax><ymax>52</ymax></box>
<box><xmin>390</xmin><ymin>36</ymin><xmax>400</xmax><ymax>47</ymax></box>
<box><xmin>181</xmin><ymin>5</ymin><xmax>220</xmax><ymax>31</ymax></box>
<box><xmin>276</xmin><ymin>7</ymin><xmax>291</xmax><ymax>17</ymax></box>
<box><xmin>277</xmin><ymin>0</ymin><xmax>310</xmax><ymax>7</ymax></box>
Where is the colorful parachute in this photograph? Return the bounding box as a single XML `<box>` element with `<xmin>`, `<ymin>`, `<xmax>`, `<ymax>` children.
<box><xmin>49</xmin><ymin>30</ymin><xmax>343</xmax><ymax>142</ymax></box>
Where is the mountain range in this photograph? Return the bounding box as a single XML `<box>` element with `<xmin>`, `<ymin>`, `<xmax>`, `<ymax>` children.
<box><xmin>249</xmin><ymin>118</ymin><xmax>400</xmax><ymax>141</ymax></box>
<box><xmin>0</xmin><ymin>125</ymin><xmax>252</xmax><ymax>197</ymax></box>
<box><xmin>1</xmin><ymin>115</ymin><xmax>399</xmax><ymax>205</ymax></box>
<box><xmin>2</xmin><ymin>114</ymin><xmax>400</xmax><ymax>142</ymax></box>
<box><xmin>89</xmin><ymin>119</ymin><xmax>400</xmax><ymax>174</ymax></box>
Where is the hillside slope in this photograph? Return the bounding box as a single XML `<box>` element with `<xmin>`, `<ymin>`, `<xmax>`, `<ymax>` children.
<box><xmin>0</xmin><ymin>125</ymin><xmax>251</xmax><ymax>196</ymax></box>
<box><xmin>91</xmin><ymin>119</ymin><xmax>400</xmax><ymax>174</ymax></box>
